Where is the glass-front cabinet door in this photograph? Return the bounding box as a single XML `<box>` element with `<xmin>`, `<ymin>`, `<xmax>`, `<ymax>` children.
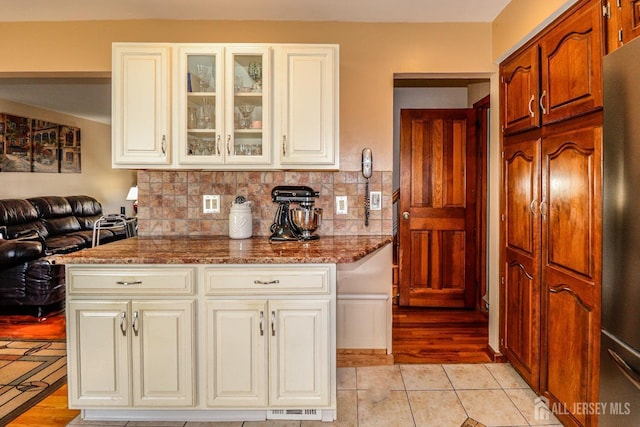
<box><xmin>224</xmin><ymin>46</ymin><xmax>271</xmax><ymax>166</ymax></box>
<box><xmin>177</xmin><ymin>46</ymin><xmax>224</xmax><ymax>165</ymax></box>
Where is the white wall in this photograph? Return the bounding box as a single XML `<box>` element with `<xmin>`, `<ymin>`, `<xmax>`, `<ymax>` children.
<box><xmin>0</xmin><ymin>98</ymin><xmax>136</xmax><ymax>216</ymax></box>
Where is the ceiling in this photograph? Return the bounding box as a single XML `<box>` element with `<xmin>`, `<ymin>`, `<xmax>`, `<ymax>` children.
<box><xmin>0</xmin><ymin>0</ymin><xmax>510</xmax><ymax>124</ymax></box>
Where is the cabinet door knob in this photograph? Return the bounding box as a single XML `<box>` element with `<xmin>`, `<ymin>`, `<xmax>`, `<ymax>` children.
<box><xmin>402</xmin><ymin>211</ymin><xmax>410</xmax><ymax>220</ymax></box>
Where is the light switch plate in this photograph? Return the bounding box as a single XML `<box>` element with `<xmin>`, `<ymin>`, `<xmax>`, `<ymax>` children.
<box><xmin>336</xmin><ymin>196</ymin><xmax>348</xmax><ymax>215</ymax></box>
<box><xmin>370</xmin><ymin>191</ymin><xmax>382</xmax><ymax>210</ymax></box>
<box><xmin>203</xmin><ymin>195</ymin><xmax>220</xmax><ymax>213</ymax></box>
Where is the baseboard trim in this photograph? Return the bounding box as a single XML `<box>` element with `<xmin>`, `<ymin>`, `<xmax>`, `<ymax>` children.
<box><xmin>486</xmin><ymin>344</ymin><xmax>507</xmax><ymax>362</ymax></box>
<box><xmin>337</xmin><ymin>349</ymin><xmax>394</xmax><ymax>367</ymax></box>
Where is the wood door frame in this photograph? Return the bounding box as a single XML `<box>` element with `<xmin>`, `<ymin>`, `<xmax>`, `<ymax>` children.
<box><xmin>397</xmin><ymin>104</ymin><xmax>488</xmax><ymax>309</ymax></box>
<box><xmin>474</xmin><ymin>95</ymin><xmax>490</xmax><ymax>310</ymax></box>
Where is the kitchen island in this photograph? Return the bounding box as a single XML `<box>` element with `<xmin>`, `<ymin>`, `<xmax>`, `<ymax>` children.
<box><xmin>58</xmin><ymin>235</ymin><xmax>392</xmax><ymax>423</ymax></box>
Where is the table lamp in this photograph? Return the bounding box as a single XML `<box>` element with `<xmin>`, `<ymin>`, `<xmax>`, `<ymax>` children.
<box><xmin>126</xmin><ymin>186</ymin><xmax>138</xmax><ymax>214</ymax></box>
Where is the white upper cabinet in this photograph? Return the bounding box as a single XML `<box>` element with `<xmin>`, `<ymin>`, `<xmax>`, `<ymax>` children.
<box><xmin>112</xmin><ymin>44</ymin><xmax>171</xmax><ymax>167</ymax></box>
<box><xmin>274</xmin><ymin>45</ymin><xmax>339</xmax><ymax>169</ymax></box>
<box><xmin>112</xmin><ymin>43</ymin><xmax>338</xmax><ymax>170</ymax></box>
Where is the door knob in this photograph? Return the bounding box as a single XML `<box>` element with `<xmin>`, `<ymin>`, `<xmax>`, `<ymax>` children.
<box><xmin>403</xmin><ymin>211</ymin><xmax>410</xmax><ymax>220</ymax></box>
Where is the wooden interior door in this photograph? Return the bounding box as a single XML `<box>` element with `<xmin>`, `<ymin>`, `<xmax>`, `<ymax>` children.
<box><xmin>398</xmin><ymin>109</ymin><xmax>477</xmax><ymax>308</ymax></box>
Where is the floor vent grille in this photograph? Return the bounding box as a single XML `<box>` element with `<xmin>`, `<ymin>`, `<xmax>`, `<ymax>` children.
<box><xmin>267</xmin><ymin>409</ymin><xmax>321</xmax><ymax>420</ymax></box>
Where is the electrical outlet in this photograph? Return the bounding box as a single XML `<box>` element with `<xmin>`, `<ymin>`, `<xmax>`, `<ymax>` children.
<box><xmin>203</xmin><ymin>195</ymin><xmax>220</xmax><ymax>213</ymax></box>
<box><xmin>336</xmin><ymin>196</ymin><xmax>348</xmax><ymax>215</ymax></box>
<box><xmin>370</xmin><ymin>191</ymin><xmax>382</xmax><ymax>210</ymax></box>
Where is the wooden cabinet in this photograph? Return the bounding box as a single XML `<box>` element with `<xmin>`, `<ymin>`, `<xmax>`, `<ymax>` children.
<box><xmin>500</xmin><ymin>135</ymin><xmax>542</xmax><ymax>390</ymax></box>
<box><xmin>500</xmin><ymin>46</ymin><xmax>541</xmax><ymax>135</ymax></box>
<box><xmin>112</xmin><ymin>44</ymin><xmax>171</xmax><ymax>166</ymax></box>
<box><xmin>274</xmin><ymin>46</ymin><xmax>339</xmax><ymax>168</ymax></box>
<box><xmin>68</xmin><ymin>300</ymin><xmax>195</xmax><ymax>408</ymax></box>
<box><xmin>500</xmin><ymin>2</ymin><xmax>604</xmax><ymax>426</ymax></box>
<box><xmin>540</xmin><ymin>124</ymin><xmax>602</xmax><ymax>427</ymax></box>
<box><xmin>500</xmin><ymin>0</ymin><xmax>603</xmax><ymax>136</ymax></box>
<box><xmin>605</xmin><ymin>0</ymin><xmax>640</xmax><ymax>52</ymax></box>
<box><xmin>539</xmin><ymin>1</ymin><xmax>603</xmax><ymax>125</ymax></box>
<box><xmin>112</xmin><ymin>42</ymin><xmax>339</xmax><ymax>170</ymax></box>
<box><xmin>204</xmin><ymin>265</ymin><xmax>335</xmax><ymax>416</ymax></box>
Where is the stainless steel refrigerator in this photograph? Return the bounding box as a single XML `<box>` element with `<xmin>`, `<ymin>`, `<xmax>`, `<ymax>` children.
<box><xmin>601</xmin><ymin>36</ymin><xmax>640</xmax><ymax>425</ymax></box>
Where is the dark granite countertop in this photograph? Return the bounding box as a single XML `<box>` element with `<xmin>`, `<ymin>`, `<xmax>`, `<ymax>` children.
<box><xmin>56</xmin><ymin>235</ymin><xmax>394</xmax><ymax>265</ymax></box>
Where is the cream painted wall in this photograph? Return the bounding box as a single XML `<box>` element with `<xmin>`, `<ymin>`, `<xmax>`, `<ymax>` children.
<box><xmin>0</xmin><ymin>20</ymin><xmax>495</xmax><ymax>172</ymax></box>
<box><xmin>0</xmin><ymin>99</ymin><xmax>137</xmax><ymax>215</ymax></box>
<box><xmin>492</xmin><ymin>0</ymin><xmax>578</xmax><ymax>60</ymax></box>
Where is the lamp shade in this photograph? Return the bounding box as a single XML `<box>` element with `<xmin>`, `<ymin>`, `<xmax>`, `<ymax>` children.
<box><xmin>126</xmin><ymin>186</ymin><xmax>138</xmax><ymax>201</ymax></box>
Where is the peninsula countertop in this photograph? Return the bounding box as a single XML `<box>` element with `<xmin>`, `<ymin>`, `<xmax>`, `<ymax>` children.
<box><xmin>55</xmin><ymin>235</ymin><xmax>394</xmax><ymax>265</ymax></box>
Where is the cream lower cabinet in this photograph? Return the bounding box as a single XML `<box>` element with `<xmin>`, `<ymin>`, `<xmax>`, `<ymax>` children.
<box><xmin>207</xmin><ymin>300</ymin><xmax>330</xmax><ymax>408</ymax></box>
<box><xmin>205</xmin><ymin>264</ymin><xmax>336</xmax><ymax>421</ymax></box>
<box><xmin>66</xmin><ymin>263</ymin><xmax>336</xmax><ymax>422</ymax></box>
<box><xmin>65</xmin><ymin>266</ymin><xmax>196</xmax><ymax>409</ymax></box>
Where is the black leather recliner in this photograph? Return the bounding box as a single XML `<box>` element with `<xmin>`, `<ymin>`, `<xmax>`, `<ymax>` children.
<box><xmin>0</xmin><ymin>195</ymin><xmax>128</xmax><ymax>317</ymax></box>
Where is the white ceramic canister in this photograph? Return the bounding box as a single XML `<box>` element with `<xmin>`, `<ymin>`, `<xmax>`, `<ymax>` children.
<box><xmin>229</xmin><ymin>197</ymin><xmax>253</xmax><ymax>239</ymax></box>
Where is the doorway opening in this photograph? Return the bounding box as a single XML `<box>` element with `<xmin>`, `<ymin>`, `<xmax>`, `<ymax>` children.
<box><xmin>391</xmin><ymin>75</ymin><xmax>491</xmax><ymax>363</ymax></box>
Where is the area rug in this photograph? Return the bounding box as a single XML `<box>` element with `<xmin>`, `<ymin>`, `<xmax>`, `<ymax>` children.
<box><xmin>0</xmin><ymin>339</ymin><xmax>66</xmax><ymax>425</ymax></box>
<box><xmin>460</xmin><ymin>417</ymin><xmax>487</xmax><ymax>427</ymax></box>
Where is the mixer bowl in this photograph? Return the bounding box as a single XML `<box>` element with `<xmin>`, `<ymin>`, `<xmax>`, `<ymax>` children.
<box><xmin>291</xmin><ymin>207</ymin><xmax>323</xmax><ymax>239</ymax></box>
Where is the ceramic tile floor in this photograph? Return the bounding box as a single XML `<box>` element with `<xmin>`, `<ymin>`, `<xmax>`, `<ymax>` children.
<box><xmin>67</xmin><ymin>363</ymin><xmax>563</xmax><ymax>427</ymax></box>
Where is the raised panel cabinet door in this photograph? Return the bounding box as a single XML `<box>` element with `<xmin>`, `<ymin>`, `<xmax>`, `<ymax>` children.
<box><xmin>112</xmin><ymin>44</ymin><xmax>171</xmax><ymax>166</ymax></box>
<box><xmin>622</xmin><ymin>0</ymin><xmax>640</xmax><ymax>42</ymax></box>
<box><xmin>67</xmin><ymin>301</ymin><xmax>131</xmax><ymax>407</ymax></box>
<box><xmin>539</xmin><ymin>0</ymin><xmax>603</xmax><ymax>125</ymax></box>
<box><xmin>131</xmin><ymin>300</ymin><xmax>195</xmax><ymax>407</ymax></box>
<box><xmin>275</xmin><ymin>46</ymin><xmax>339</xmax><ymax>169</ymax></box>
<box><xmin>540</xmin><ymin>125</ymin><xmax>602</xmax><ymax>427</ymax></box>
<box><xmin>206</xmin><ymin>300</ymin><xmax>268</xmax><ymax>407</ymax></box>
<box><xmin>269</xmin><ymin>300</ymin><xmax>331</xmax><ymax>407</ymax></box>
<box><xmin>500</xmin><ymin>137</ymin><xmax>542</xmax><ymax>390</ymax></box>
<box><xmin>500</xmin><ymin>45</ymin><xmax>541</xmax><ymax>135</ymax></box>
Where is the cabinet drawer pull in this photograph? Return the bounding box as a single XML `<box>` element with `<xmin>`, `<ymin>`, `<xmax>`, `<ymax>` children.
<box><xmin>216</xmin><ymin>135</ymin><xmax>221</xmax><ymax>155</ymax></box>
<box><xmin>271</xmin><ymin>310</ymin><xmax>276</xmax><ymax>336</ymax></box>
<box><xmin>227</xmin><ymin>135</ymin><xmax>232</xmax><ymax>155</ymax></box>
<box><xmin>116</xmin><ymin>280</ymin><xmax>143</xmax><ymax>286</ymax></box>
<box><xmin>254</xmin><ymin>279</ymin><xmax>280</xmax><ymax>285</ymax></box>
<box><xmin>120</xmin><ymin>311</ymin><xmax>127</xmax><ymax>336</ymax></box>
<box><xmin>161</xmin><ymin>135</ymin><xmax>166</xmax><ymax>154</ymax></box>
<box><xmin>282</xmin><ymin>135</ymin><xmax>287</xmax><ymax>157</ymax></box>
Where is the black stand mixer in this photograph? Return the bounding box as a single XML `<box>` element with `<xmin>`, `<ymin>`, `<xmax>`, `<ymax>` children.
<box><xmin>269</xmin><ymin>186</ymin><xmax>322</xmax><ymax>242</ymax></box>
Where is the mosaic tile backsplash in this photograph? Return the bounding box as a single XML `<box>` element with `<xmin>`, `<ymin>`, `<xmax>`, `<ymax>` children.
<box><xmin>136</xmin><ymin>170</ymin><xmax>393</xmax><ymax>237</ymax></box>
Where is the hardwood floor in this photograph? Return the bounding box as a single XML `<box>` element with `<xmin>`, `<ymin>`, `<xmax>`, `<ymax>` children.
<box><xmin>1</xmin><ymin>312</ymin><xmax>80</xmax><ymax>427</ymax></box>
<box><xmin>392</xmin><ymin>305</ymin><xmax>492</xmax><ymax>363</ymax></box>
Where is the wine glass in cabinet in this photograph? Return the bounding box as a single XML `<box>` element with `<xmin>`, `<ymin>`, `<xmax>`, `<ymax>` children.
<box><xmin>177</xmin><ymin>46</ymin><xmax>224</xmax><ymax>165</ymax></box>
<box><xmin>225</xmin><ymin>46</ymin><xmax>271</xmax><ymax>165</ymax></box>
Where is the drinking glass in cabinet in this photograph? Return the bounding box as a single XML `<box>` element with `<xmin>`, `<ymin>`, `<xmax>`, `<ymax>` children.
<box><xmin>187</xmin><ymin>55</ymin><xmax>216</xmax><ymax>93</ymax></box>
<box><xmin>237</xmin><ymin>103</ymin><xmax>255</xmax><ymax>129</ymax></box>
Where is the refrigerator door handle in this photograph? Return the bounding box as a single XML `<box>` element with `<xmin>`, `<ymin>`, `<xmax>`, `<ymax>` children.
<box><xmin>608</xmin><ymin>348</ymin><xmax>640</xmax><ymax>391</ymax></box>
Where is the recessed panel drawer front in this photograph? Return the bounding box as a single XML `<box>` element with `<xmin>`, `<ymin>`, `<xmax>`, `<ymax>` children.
<box><xmin>67</xmin><ymin>266</ymin><xmax>195</xmax><ymax>295</ymax></box>
<box><xmin>205</xmin><ymin>265</ymin><xmax>332</xmax><ymax>295</ymax></box>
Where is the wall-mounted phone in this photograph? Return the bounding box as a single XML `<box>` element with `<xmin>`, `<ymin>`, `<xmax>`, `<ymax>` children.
<box><xmin>362</xmin><ymin>148</ymin><xmax>373</xmax><ymax>226</ymax></box>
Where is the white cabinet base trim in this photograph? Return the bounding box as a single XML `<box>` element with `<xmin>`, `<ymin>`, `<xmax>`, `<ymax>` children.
<box><xmin>80</xmin><ymin>408</ymin><xmax>336</xmax><ymax>422</ymax></box>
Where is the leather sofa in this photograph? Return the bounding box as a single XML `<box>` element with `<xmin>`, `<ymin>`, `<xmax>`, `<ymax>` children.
<box><xmin>0</xmin><ymin>195</ymin><xmax>128</xmax><ymax>317</ymax></box>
